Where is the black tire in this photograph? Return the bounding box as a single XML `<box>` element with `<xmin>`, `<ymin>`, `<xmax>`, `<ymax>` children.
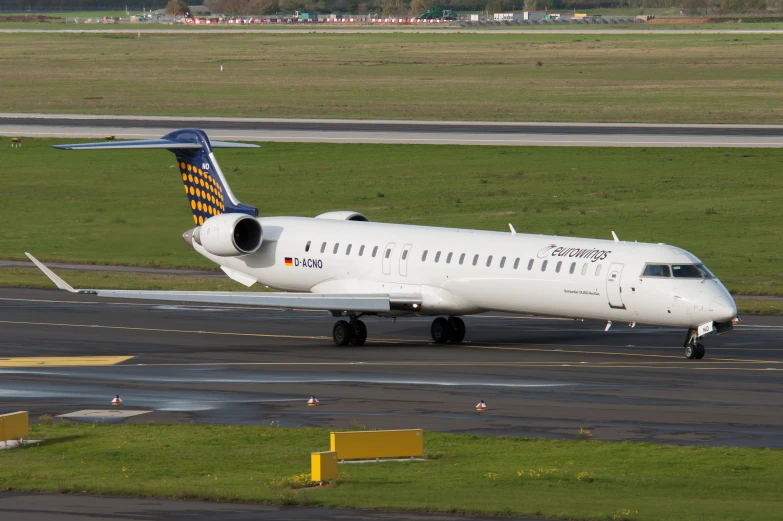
<box><xmin>685</xmin><ymin>343</ymin><xmax>696</xmax><ymax>359</ymax></box>
<box><xmin>449</xmin><ymin>316</ymin><xmax>466</xmax><ymax>343</ymax></box>
<box><xmin>431</xmin><ymin>317</ymin><xmax>452</xmax><ymax>344</ymax></box>
<box><xmin>695</xmin><ymin>343</ymin><xmax>705</xmax><ymax>359</ymax></box>
<box><xmin>333</xmin><ymin>320</ymin><xmax>352</xmax><ymax>346</ymax></box>
<box><xmin>350</xmin><ymin>320</ymin><xmax>368</xmax><ymax>346</ymax></box>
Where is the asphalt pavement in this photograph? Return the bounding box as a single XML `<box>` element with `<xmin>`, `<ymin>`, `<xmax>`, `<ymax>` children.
<box><xmin>2</xmin><ymin>113</ymin><xmax>782</xmax><ymax>147</ymax></box>
<box><xmin>1</xmin><ymin>287</ymin><xmax>781</xmax><ymax>448</ymax></box>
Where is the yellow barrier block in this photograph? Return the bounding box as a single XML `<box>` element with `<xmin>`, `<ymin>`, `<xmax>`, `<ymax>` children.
<box><xmin>0</xmin><ymin>411</ymin><xmax>29</xmax><ymax>443</ymax></box>
<box><xmin>330</xmin><ymin>429</ymin><xmax>423</xmax><ymax>460</ymax></box>
<box><xmin>311</xmin><ymin>450</ymin><xmax>338</xmax><ymax>482</ymax></box>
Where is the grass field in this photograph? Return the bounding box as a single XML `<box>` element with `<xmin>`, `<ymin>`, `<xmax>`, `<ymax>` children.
<box><xmin>1</xmin><ymin>423</ymin><xmax>781</xmax><ymax>520</ymax></box>
<box><xmin>0</xmin><ymin>32</ymin><xmax>782</xmax><ymax>122</ymax></box>
<box><xmin>1</xmin><ymin>139</ymin><xmax>781</xmax><ymax>296</ymax></box>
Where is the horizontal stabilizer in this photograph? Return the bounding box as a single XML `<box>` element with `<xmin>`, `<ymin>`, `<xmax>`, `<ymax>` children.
<box><xmin>51</xmin><ymin>139</ymin><xmax>259</xmax><ymax>150</ymax></box>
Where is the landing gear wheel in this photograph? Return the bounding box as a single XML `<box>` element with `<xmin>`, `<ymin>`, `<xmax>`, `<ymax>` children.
<box><xmin>431</xmin><ymin>317</ymin><xmax>453</xmax><ymax>344</ymax></box>
<box><xmin>350</xmin><ymin>320</ymin><xmax>367</xmax><ymax>346</ymax></box>
<box><xmin>333</xmin><ymin>320</ymin><xmax>352</xmax><ymax>346</ymax></box>
<box><xmin>695</xmin><ymin>343</ymin><xmax>705</xmax><ymax>359</ymax></box>
<box><xmin>448</xmin><ymin>316</ymin><xmax>466</xmax><ymax>343</ymax></box>
<box><xmin>685</xmin><ymin>343</ymin><xmax>696</xmax><ymax>360</ymax></box>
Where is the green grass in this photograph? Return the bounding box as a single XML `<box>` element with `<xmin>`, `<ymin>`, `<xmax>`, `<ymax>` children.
<box><xmin>2</xmin><ymin>138</ymin><xmax>782</xmax><ymax>295</ymax></box>
<box><xmin>0</xmin><ymin>267</ymin><xmax>267</xmax><ymax>291</ymax></box>
<box><xmin>0</xmin><ymin>32</ymin><xmax>782</xmax><ymax>122</ymax></box>
<box><xmin>0</xmin><ymin>423</ymin><xmax>781</xmax><ymax>520</ymax></box>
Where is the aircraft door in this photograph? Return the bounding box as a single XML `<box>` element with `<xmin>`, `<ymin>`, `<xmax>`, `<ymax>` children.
<box><xmin>399</xmin><ymin>244</ymin><xmax>412</xmax><ymax>276</ymax></box>
<box><xmin>606</xmin><ymin>263</ymin><xmax>626</xmax><ymax>309</ymax></box>
<box><xmin>382</xmin><ymin>242</ymin><xmax>396</xmax><ymax>275</ymax></box>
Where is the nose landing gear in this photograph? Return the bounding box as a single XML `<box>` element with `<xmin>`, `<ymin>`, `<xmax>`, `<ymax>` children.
<box><xmin>332</xmin><ymin>318</ymin><xmax>367</xmax><ymax>346</ymax></box>
<box><xmin>684</xmin><ymin>328</ymin><xmax>706</xmax><ymax>359</ymax></box>
<box><xmin>430</xmin><ymin>316</ymin><xmax>466</xmax><ymax>344</ymax></box>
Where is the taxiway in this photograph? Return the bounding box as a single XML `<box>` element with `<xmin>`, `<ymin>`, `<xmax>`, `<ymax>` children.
<box><xmin>1</xmin><ymin>288</ymin><xmax>781</xmax><ymax>447</ymax></box>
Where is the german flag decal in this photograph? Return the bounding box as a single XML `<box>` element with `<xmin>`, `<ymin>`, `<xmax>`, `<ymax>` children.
<box><xmin>284</xmin><ymin>257</ymin><xmax>293</xmax><ymax>267</ymax></box>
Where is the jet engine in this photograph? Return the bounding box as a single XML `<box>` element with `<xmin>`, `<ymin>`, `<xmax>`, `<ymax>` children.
<box><xmin>193</xmin><ymin>213</ymin><xmax>262</xmax><ymax>257</ymax></box>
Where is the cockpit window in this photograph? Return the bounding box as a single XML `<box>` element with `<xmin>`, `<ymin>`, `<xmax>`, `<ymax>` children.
<box><xmin>697</xmin><ymin>264</ymin><xmax>716</xmax><ymax>279</ymax></box>
<box><xmin>642</xmin><ymin>264</ymin><xmax>671</xmax><ymax>277</ymax></box>
<box><xmin>672</xmin><ymin>264</ymin><xmax>703</xmax><ymax>278</ymax></box>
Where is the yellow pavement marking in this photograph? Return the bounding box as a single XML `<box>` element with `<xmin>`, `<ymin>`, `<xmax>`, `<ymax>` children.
<box><xmin>0</xmin><ymin>356</ymin><xmax>134</xmax><ymax>367</ymax></box>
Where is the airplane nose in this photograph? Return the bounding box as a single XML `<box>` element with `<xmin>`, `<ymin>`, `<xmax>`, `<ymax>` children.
<box><xmin>710</xmin><ymin>295</ymin><xmax>737</xmax><ymax>323</ymax></box>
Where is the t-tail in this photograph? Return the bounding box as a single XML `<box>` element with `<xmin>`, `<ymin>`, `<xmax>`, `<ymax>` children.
<box><xmin>52</xmin><ymin>129</ymin><xmax>259</xmax><ymax>225</ymax></box>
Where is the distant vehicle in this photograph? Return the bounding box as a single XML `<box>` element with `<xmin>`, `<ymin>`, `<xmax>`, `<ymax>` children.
<box><xmin>32</xmin><ymin>129</ymin><xmax>738</xmax><ymax>358</ymax></box>
<box><xmin>417</xmin><ymin>7</ymin><xmax>457</xmax><ymax>20</ymax></box>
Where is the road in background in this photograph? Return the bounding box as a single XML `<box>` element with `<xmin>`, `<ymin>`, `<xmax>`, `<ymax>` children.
<box><xmin>1</xmin><ymin>28</ymin><xmax>783</xmax><ymax>35</ymax></box>
<box><xmin>2</xmin><ymin>113</ymin><xmax>782</xmax><ymax>147</ymax></box>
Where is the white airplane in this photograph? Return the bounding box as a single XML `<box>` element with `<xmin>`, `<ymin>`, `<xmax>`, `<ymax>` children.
<box><xmin>28</xmin><ymin>129</ymin><xmax>738</xmax><ymax>359</ymax></box>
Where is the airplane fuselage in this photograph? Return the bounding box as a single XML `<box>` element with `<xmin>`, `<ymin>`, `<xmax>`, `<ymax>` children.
<box><xmin>190</xmin><ymin>216</ymin><xmax>737</xmax><ymax>329</ymax></box>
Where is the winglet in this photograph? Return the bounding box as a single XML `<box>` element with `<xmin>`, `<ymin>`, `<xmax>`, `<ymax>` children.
<box><xmin>24</xmin><ymin>253</ymin><xmax>77</xmax><ymax>293</ymax></box>
<box><xmin>611</xmin><ymin>231</ymin><xmax>619</xmax><ymax>243</ymax></box>
<box><xmin>508</xmin><ymin>223</ymin><xmax>516</xmax><ymax>235</ymax></box>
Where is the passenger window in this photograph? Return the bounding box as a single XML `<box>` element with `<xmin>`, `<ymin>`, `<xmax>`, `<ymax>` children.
<box><xmin>569</xmin><ymin>262</ymin><xmax>576</xmax><ymax>274</ymax></box>
<box><xmin>359</xmin><ymin>245</ymin><xmax>365</xmax><ymax>256</ymax></box>
<box><xmin>500</xmin><ymin>256</ymin><xmax>506</xmax><ymax>268</ymax></box>
<box><xmin>305</xmin><ymin>241</ymin><xmax>311</xmax><ymax>252</ymax></box>
<box><xmin>321</xmin><ymin>242</ymin><xmax>327</xmax><ymax>254</ymax></box>
<box><xmin>385</xmin><ymin>248</ymin><xmax>391</xmax><ymax>259</ymax></box>
<box><xmin>372</xmin><ymin>246</ymin><xmax>378</xmax><ymax>257</ymax></box>
<box><xmin>556</xmin><ymin>261</ymin><xmax>562</xmax><ymax>273</ymax></box>
<box><xmin>446</xmin><ymin>252</ymin><xmax>453</xmax><ymax>264</ymax></box>
<box><xmin>346</xmin><ymin>244</ymin><xmax>352</xmax><ymax>255</ymax></box>
<box><xmin>422</xmin><ymin>250</ymin><xmax>428</xmax><ymax>262</ymax></box>
<box><xmin>527</xmin><ymin>259</ymin><xmax>534</xmax><ymax>271</ymax></box>
<box><xmin>459</xmin><ymin>253</ymin><xmax>465</xmax><ymax>265</ymax></box>
<box><xmin>435</xmin><ymin>251</ymin><xmax>441</xmax><ymax>263</ymax></box>
<box><xmin>333</xmin><ymin>243</ymin><xmax>340</xmax><ymax>254</ymax></box>
<box><xmin>514</xmin><ymin>258</ymin><xmax>520</xmax><ymax>269</ymax></box>
<box><xmin>581</xmin><ymin>263</ymin><xmax>588</xmax><ymax>275</ymax></box>
<box><xmin>486</xmin><ymin>255</ymin><xmax>493</xmax><ymax>267</ymax></box>
<box><xmin>402</xmin><ymin>250</ymin><xmax>408</xmax><ymax>260</ymax></box>
<box><xmin>472</xmin><ymin>254</ymin><xmax>479</xmax><ymax>266</ymax></box>
<box><xmin>595</xmin><ymin>264</ymin><xmax>602</xmax><ymax>276</ymax></box>
<box><xmin>643</xmin><ymin>265</ymin><xmax>671</xmax><ymax>277</ymax></box>
<box><xmin>542</xmin><ymin>260</ymin><xmax>548</xmax><ymax>271</ymax></box>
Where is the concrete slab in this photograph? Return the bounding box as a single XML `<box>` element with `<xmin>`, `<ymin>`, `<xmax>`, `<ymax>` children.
<box><xmin>0</xmin><ymin>440</ymin><xmax>42</xmax><ymax>450</ymax></box>
<box><xmin>57</xmin><ymin>410</ymin><xmax>152</xmax><ymax>424</ymax></box>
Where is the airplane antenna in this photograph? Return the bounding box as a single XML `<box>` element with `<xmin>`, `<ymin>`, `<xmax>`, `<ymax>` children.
<box><xmin>508</xmin><ymin>223</ymin><xmax>516</xmax><ymax>235</ymax></box>
<box><xmin>611</xmin><ymin>230</ymin><xmax>619</xmax><ymax>243</ymax></box>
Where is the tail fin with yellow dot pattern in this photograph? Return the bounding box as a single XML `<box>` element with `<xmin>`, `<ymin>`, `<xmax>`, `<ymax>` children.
<box><xmin>52</xmin><ymin>129</ymin><xmax>259</xmax><ymax>226</ymax></box>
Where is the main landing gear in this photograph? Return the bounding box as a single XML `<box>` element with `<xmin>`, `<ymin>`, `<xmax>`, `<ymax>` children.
<box><xmin>332</xmin><ymin>318</ymin><xmax>367</xmax><ymax>346</ymax></box>
<box><xmin>331</xmin><ymin>315</ymin><xmax>467</xmax><ymax>346</ymax></box>
<box><xmin>683</xmin><ymin>328</ymin><xmax>706</xmax><ymax>360</ymax></box>
<box><xmin>430</xmin><ymin>316</ymin><xmax>466</xmax><ymax>344</ymax></box>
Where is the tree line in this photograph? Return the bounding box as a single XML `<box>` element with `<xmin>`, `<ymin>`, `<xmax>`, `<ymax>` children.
<box><xmin>5</xmin><ymin>0</ymin><xmax>778</xmax><ymax>14</ymax></box>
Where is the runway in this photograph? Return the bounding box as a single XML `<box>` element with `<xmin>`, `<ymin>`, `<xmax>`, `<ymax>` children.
<box><xmin>1</xmin><ymin>288</ymin><xmax>781</xmax><ymax>448</ymax></box>
<box><xmin>2</xmin><ymin>113</ymin><xmax>783</xmax><ymax>147</ymax></box>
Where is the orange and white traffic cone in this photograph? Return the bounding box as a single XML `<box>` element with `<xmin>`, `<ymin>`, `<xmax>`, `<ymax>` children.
<box><xmin>476</xmin><ymin>400</ymin><xmax>487</xmax><ymax>412</ymax></box>
<box><xmin>307</xmin><ymin>396</ymin><xmax>319</xmax><ymax>407</ymax></box>
<box><xmin>111</xmin><ymin>395</ymin><xmax>123</xmax><ymax>406</ymax></box>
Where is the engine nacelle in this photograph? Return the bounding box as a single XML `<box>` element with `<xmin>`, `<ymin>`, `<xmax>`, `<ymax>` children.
<box><xmin>193</xmin><ymin>213</ymin><xmax>262</xmax><ymax>257</ymax></box>
<box><xmin>315</xmin><ymin>211</ymin><xmax>370</xmax><ymax>222</ymax></box>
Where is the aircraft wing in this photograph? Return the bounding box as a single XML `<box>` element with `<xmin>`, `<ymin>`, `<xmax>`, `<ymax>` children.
<box><xmin>25</xmin><ymin>253</ymin><xmax>419</xmax><ymax>313</ymax></box>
